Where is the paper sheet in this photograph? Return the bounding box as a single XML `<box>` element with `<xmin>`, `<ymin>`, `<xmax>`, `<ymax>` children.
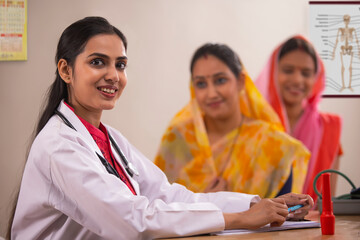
<box><xmin>211</xmin><ymin>220</ymin><xmax>320</xmax><ymax>236</ymax></box>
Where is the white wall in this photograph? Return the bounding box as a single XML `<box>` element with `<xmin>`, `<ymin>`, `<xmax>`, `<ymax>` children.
<box><xmin>1</xmin><ymin>0</ymin><xmax>359</xmax><ymax>237</ymax></box>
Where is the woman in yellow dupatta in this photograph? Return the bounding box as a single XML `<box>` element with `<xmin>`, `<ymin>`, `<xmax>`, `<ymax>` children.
<box><xmin>155</xmin><ymin>43</ymin><xmax>310</xmax><ymax>198</ymax></box>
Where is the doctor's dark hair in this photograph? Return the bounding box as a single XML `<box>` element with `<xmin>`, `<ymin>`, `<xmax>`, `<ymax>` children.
<box><xmin>278</xmin><ymin>37</ymin><xmax>318</xmax><ymax>73</ymax></box>
<box><xmin>190</xmin><ymin>43</ymin><xmax>243</xmax><ymax>77</ymax></box>
<box><xmin>36</xmin><ymin>16</ymin><xmax>127</xmax><ymax>135</ymax></box>
<box><xmin>6</xmin><ymin>16</ymin><xmax>127</xmax><ymax>239</ymax></box>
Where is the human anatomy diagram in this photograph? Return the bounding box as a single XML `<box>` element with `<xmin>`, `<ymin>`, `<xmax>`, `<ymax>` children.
<box><xmin>331</xmin><ymin>15</ymin><xmax>360</xmax><ymax>92</ymax></box>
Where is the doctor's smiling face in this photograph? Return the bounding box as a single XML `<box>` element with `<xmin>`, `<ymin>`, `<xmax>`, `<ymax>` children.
<box><xmin>58</xmin><ymin>33</ymin><xmax>127</xmax><ymax>125</ymax></box>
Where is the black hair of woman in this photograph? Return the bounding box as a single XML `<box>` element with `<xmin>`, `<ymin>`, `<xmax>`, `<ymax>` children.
<box><xmin>278</xmin><ymin>37</ymin><xmax>318</xmax><ymax>73</ymax></box>
<box><xmin>190</xmin><ymin>43</ymin><xmax>243</xmax><ymax>77</ymax></box>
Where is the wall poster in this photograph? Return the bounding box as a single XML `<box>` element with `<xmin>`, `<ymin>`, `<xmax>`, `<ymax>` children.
<box><xmin>310</xmin><ymin>1</ymin><xmax>360</xmax><ymax>97</ymax></box>
<box><xmin>0</xmin><ymin>0</ymin><xmax>27</xmax><ymax>61</ymax></box>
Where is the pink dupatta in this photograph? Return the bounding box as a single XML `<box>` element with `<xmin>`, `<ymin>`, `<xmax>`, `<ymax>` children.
<box><xmin>256</xmin><ymin>35</ymin><xmax>342</xmax><ymax>200</ymax></box>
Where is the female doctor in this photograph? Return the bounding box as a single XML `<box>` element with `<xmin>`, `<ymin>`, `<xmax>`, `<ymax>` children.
<box><xmin>10</xmin><ymin>16</ymin><xmax>313</xmax><ymax>240</ymax></box>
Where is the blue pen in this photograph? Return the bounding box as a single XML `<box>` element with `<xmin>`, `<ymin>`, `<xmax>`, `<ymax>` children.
<box><xmin>288</xmin><ymin>204</ymin><xmax>304</xmax><ymax>212</ymax></box>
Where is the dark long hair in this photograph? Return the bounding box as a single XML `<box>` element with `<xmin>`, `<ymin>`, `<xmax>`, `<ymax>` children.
<box><xmin>6</xmin><ymin>16</ymin><xmax>127</xmax><ymax>239</ymax></box>
<box><xmin>190</xmin><ymin>43</ymin><xmax>243</xmax><ymax>77</ymax></box>
<box><xmin>278</xmin><ymin>37</ymin><xmax>318</xmax><ymax>73</ymax></box>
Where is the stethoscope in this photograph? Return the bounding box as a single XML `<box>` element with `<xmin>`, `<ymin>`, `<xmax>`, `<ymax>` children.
<box><xmin>54</xmin><ymin>109</ymin><xmax>139</xmax><ymax>178</ymax></box>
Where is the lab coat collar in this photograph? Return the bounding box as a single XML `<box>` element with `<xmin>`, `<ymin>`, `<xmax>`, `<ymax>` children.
<box><xmin>56</xmin><ymin>100</ymin><xmax>139</xmax><ymax>195</ymax></box>
<box><xmin>57</xmin><ymin>100</ymin><xmax>104</xmax><ymax>159</ymax></box>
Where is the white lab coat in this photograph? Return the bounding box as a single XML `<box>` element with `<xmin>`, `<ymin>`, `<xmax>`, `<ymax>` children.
<box><xmin>12</xmin><ymin>100</ymin><xmax>259</xmax><ymax>240</ymax></box>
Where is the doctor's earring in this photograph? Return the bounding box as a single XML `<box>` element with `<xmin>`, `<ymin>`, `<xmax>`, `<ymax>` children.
<box><xmin>61</xmin><ymin>76</ymin><xmax>71</xmax><ymax>84</ymax></box>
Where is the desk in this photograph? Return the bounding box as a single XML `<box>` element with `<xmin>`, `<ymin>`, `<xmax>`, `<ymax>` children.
<box><xmin>161</xmin><ymin>211</ymin><xmax>360</xmax><ymax>239</ymax></box>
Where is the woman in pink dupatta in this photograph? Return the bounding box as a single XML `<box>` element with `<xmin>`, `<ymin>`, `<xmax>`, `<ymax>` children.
<box><xmin>256</xmin><ymin>35</ymin><xmax>342</xmax><ymax>202</ymax></box>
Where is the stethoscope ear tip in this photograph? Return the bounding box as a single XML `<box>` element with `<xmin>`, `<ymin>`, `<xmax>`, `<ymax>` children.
<box><xmin>127</xmin><ymin>162</ymin><xmax>139</xmax><ymax>177</ymax></box>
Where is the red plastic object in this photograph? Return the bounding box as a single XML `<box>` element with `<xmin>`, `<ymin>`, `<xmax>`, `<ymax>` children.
<box><xmin>320</xmin><ymin>173</ymin><xmax>335</xmax><ymax>235</ymax></box>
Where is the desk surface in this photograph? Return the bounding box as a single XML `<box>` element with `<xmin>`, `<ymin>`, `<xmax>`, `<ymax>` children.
<box><xmin>161</xmin><ymin>211</ymin><xmax>360</xmax><ymax>239</ymax></box>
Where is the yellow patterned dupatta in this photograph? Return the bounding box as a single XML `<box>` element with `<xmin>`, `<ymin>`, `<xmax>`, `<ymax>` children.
<box><xmin>155</xmin><ymin>72</ymin><xmax>310</xmax><ymax>198</ymax></box>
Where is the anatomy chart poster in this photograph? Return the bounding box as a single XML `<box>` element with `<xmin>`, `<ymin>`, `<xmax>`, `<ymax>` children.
<box><xmin>310</xmin><ymin>1</ymin><xmax>360</xmax><ymax>96</ymax></box>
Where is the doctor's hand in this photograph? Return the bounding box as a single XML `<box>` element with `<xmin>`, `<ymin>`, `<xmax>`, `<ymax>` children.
<box><xmin>276</xmin><ymin>193</ymin><xmax>314</xmax><ymax>220</ymax></box>
<box><xmin>223</xmin><ymin>198</ymin><xmax>288</xmax><ymax>230</ymax></box>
